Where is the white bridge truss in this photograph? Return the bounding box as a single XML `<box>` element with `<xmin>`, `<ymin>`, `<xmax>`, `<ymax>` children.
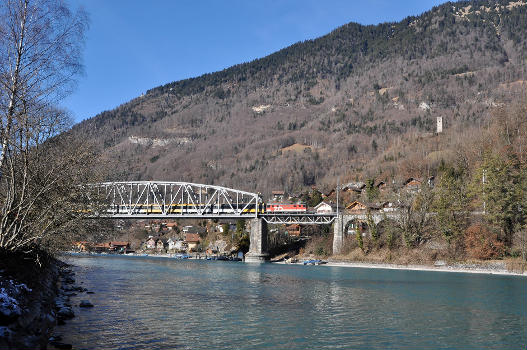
<box><xmin>262</xmin><ymin>214</ymin><xmax>336</xmax><ymax>225</ymax></box>
<box><xmin>86</xmin><ymin>181</ymin><xmax>262</xmax><ymax>219</ymax></box>
<box><xmin>85</xmin><ymin>181</ymin><xmax>337</xmax><ymax>224</ymax></box>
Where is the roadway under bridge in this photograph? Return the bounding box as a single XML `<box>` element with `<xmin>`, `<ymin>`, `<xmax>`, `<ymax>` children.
<box><xmin>85</xmin><ymin>181</ymin><xmax>398</xmax><ymax>262</ymax></box>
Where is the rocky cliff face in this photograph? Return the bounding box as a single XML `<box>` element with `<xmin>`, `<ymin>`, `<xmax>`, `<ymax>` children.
<box><xmin>71</xmin><ymin>0</ymin><xmax>526</xmax><ymax>196</ymax></box>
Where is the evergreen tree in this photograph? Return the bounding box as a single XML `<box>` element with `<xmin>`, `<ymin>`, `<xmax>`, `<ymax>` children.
<box><xmin>367</xmin><ymin>210</ymin><xmax>379</xmax><ymax>243</ymax></box>
<box><xmin>471</xmin><ymin>151</ymin><xmax>525</xmax><ymax>247</ymax></box>
<box><xmin>433</xmin><ymin>165</ymin><xmax>469</xmax><ymax>244</ymax></box>
<box><xmin>309</xmin><ymin>189</ymin><xmax>323</xmax><ymax>207</ymax></box>
<box><xmin>236</xmin><ymin>220</ymin><xmax>246</xmax><ymax>237</ymax></box>
<box><xmin>365</xmin><ymin>179</ymin><xmax>379</xmax><ymax>202</ymax></box>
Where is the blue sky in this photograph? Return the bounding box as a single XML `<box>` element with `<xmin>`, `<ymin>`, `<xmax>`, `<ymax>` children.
<box><xmin>64</xmin><ymin>0</ymin><xmax>446</xmax><ymax>123</ymax></box>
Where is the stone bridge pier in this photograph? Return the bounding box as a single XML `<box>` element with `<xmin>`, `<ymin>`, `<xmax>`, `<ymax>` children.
<box><xmin>245</xmin><ymin>218</ymin><xmax>269</xmax><ymax>263</ymax></box>
<box><xmin>332</xmin><ymin>215</ymin><xmax>345</xmax><ymax>255</ymax></box>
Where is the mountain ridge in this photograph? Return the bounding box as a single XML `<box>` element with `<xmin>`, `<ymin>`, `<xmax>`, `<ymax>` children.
<box><xmin>72</xmin><ymin>0</ymin><xmax>526</xmax><ymax>196</ymax></box>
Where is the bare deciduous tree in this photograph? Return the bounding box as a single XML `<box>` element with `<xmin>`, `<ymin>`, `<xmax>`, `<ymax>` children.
<box><xmin>395</xmin><ymin>187</ymin><xmax>434</xmax><ymax>248</ymax></box>
<box><xmin>0</xmin><ymin>0</ymin><xmax>94</xmax><ymax>257</ymax></box>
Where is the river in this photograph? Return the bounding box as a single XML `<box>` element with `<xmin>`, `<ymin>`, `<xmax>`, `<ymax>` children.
<box><xmin>56</xmin><ymin>255</ymin><xmax>526</xmax><ymax>349</ymax></box>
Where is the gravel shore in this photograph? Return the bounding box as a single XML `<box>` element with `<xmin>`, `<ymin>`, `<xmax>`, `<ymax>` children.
<box><xmin>277</xmin><ymin>259</ymin><xmax>527</xmax><ymax>276</ymax></box>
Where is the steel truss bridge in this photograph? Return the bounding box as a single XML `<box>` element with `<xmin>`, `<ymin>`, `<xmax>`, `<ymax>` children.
<box><xmin>85</xmin><ymin>181</ymin><xmax>336</xmax><ymax>225</ymax></box>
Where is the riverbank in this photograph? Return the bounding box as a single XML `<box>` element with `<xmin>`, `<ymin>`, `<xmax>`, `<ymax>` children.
<box><xmin>319</xmin><ymin>260</ymin><xmax>527</xmax><ymax>276</ymax></box>
<box><xmin>273</xmin><ymin>252</ymin><xmax>527</xmax><ymax>276</ymax></box>
<box><xmin>69</xmin><ymin>251</ymin><xmax>527</xmax><ymax>276</ymax></box>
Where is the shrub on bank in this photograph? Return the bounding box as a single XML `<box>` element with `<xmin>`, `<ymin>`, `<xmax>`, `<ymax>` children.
<box><xmin>464</xmin><ymin>224</ymin><xmax>505</xmax><ymax>260</ymax></box>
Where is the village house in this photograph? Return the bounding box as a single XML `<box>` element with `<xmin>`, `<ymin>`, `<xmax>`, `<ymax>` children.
<box><xmin>271</xmin><ymin>190</ymin><xmax>285</xmax><ymax>202</ymax></box>
<box><xmin>155</xmin><ymin>239</ymin><xmax>166</xmax><ymax>252</ymax></box>
<box><xmin>185</xmin><ymin>233</ymin><xmax>201</xmax><ymax>252</ymax></box>
<box><xmin>110</xmin><ymin>241</ymin><xmax>130</xmax><ymax>253</ymax></box>
<box><xmin>93</xmin><ymin>242</ymin><xmax>112</xmax><ymax>253</ymax></box>
<box><xmin>381</xmin><ymin>201</ymin><xmax>397</xmax><ymax>212</ymax></box>
<box><xmin>324</xmin><ymin>181</ymin><xmax>367</xmax><ymax>199</ymax></box>
<box><xmin>146</xmin><ymin>236</ymin><xmax>156</xmax><ymax>249</ymax></box>
<box><xmin>314</xmin><ymin>201</ymin><xmax>336</xmax><ymax>214</ymax></box>
<box><xmin>343</xmin><ymin>182</ymin><xmax>366</xmax><ymax>194</ymax></box>
<box><xmin>403</xmin><ymin>177</ymin><xmax>422</xmax><ymax>192</ymax></box>
<box><xmin>345</xmin><ymin>201</ymin><xmax>381</xmax><ymax>213</ymax></box>
<box><xmin>347</xmin><ymin>220</ymin><xmax>368</xmax><ymax>236</ymax></box>
<box><xmin>165</xmin><ymin>222</ymin><xmax>177</xmax><ymax>230</ymax></box>
<box><xmin>73</xmin><ymin>241</ymin><xmax>91</xmax><ymax>252</ymax></box>
<box><xmin>285</xmin><ymin>224</ymin><xmax>301</xmax><ymax>236</ymax></box>
<box><xmin>176</xmin><ymin>241</ymin><xmax>188</xmax><ymax>252</ymax></box>
<box><xmin>217</xmin><ymin>223</ymin><xmax>237</xmax><ymax>233</ymax></box>
<box><xmin>167</xmin><ymin>238</ymin><xmax>187</xmax><ymax>252</ymax></box>
<box><xmin>167</xmin><ymin>238</ymin><xmax>176</xmax><ymax>250</ymax></box>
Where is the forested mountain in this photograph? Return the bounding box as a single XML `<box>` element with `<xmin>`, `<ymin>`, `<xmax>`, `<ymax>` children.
<box><xmin>71</xmin><ymin>0</ymin><xmax>526</xmax><ymax>197</ymax></box>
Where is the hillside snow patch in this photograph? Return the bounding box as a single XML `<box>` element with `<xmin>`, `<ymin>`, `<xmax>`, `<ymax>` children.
<box><xmin>419</xmin><ymin>102</ymin><xmax>431</xmax><ymax>111</ymax></box>
<box><xmin>252</xmin><ymin>105</ymin><xmax>271</xmax><ymax>114</ymax></box>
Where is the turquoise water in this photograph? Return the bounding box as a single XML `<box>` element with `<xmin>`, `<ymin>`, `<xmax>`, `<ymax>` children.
<box><xmin>57</xmin><ymin>255</ymin><xmax>527</xmax><ymax>349</ymax></box>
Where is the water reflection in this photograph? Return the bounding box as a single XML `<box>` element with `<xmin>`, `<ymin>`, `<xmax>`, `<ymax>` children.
<box><xmin>58</xmin><ymin>256</ymin><xmax>527</xmax><ymax>350</ymax></box>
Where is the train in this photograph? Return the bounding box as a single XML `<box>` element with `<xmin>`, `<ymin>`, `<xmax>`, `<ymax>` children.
<box><xmin>265</xmin><ymin>203</ymin><xmax>306</xmax><ymax>213</ymax></box>
<box><xmin>105</xmin><ymin>202</ymin><xmax>307</xmax><ymax>215</ymax></box>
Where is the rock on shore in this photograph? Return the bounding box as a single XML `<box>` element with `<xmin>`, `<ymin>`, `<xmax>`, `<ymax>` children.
<box><xmin>0</xmin><ymin>258</ymin><xmax>90</xmax><ymax>349</ymax></box>
<box><xmin>0</xmin><ymin>262</ymin><xmax>59</xmax><ymax>349</ymax></box>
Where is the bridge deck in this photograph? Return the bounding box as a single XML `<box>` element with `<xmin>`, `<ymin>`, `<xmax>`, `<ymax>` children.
<box><xmin>98</xmin><ymin>212</ymin><xmax>337</xmax><ymax>224</ymax></box>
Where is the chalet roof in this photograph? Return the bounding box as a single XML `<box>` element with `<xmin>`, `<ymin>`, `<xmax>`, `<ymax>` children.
<box><xmin>314</xmin><ymin>201</ymin><xmax>337</xmax><ymax>210</ymax></box>
<box><xmin>94</xmin><ymin>242</ymin><xmax>111</xmax><ymax>248</ymax></box>
<box><xmin>324</xmin><ymin>189</ymin><xmax>335</xmax><ymax>197</ymax></box>
<box><xmin>314</xmin><ymin>201</ymin><xmax>331</xmax><ymax>209</ymax></box>
<box><xmin>110</xmin><ymin>241</ymin><xmax>129</xmax><ymax>247</ymax></box>
<box><xmin>345</xmin><ymin>201</ymin><xmax>381</xmax><ymax>210</ymax></box>
<box><xmin>342</xmin><ymin>182</ymin><xmax>366</xmax><ymax>191</ymax></box>
<box><xmin>185</xmin><ymin>233</ymin><xmax>201</xmax><ymax>243</ymax></box>
<box><xmin>403</xmin><ymin>177</ymin><xmax>422</xmax><ymax>186</ymax></box>
<box><xmin>346</xmin><ymin>201</ymin><xmax>364</xmax><ymax>209</ymax></box>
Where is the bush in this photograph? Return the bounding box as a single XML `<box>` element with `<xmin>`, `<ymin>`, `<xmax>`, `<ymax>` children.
<box><xmin>464</xmin><ymin>224</ymin><xmax>505</xmax><ymax>260</ymax></box>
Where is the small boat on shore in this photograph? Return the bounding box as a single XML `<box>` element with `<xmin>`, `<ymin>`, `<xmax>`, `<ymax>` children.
<box><xmin>303</xmin><ymin>259</ymin><xmax>327</xmax><ymax>265</ymax></box>
<box><xmin>174</xmin><ymin>253</ymin><xmax>191</xmax><ymax>259</ymax></box>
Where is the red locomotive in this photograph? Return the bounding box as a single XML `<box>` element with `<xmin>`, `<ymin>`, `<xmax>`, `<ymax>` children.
<box><xmin>266</xmin><ymin>203</ymin><xmax>306</xmax><ymax>213</ymax></box>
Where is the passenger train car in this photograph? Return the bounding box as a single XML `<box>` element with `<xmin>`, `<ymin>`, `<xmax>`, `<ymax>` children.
<box><xmin>108</xmin><ymin>203</ymin><xmax>264</xmax><ymax>215</ymax></box>
<box><xmin>106</xmin><ymin>202</ymin><xmax>307</xmax><ymax>215</ymax></box>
